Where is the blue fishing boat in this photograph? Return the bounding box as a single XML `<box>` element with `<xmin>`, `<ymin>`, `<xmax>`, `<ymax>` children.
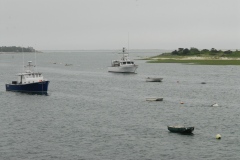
<box><xmin>6</xmin><ymin>61</ymin><xmax>50</xmax><ymax>94</ymax></box>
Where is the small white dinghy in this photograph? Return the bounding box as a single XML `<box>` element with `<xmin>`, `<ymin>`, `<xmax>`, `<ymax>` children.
<box><xmin>146</xmin><ymin>97</ymin><xmax>163</xmax><ymax>101</ymax></box>
<box><xmin>211</xmin><ymin>103</ymin><xmax>219</xmax><ymax>107</ymax></box>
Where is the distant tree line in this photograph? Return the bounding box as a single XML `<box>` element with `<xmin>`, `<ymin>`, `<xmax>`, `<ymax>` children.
<box><xmin>165</xmin><ymin>47</ymin><xmax>239</xmax><ymax>56</ymax></box>
<box><xmin>0</xmin><ymin>46</ymin><xmax>36</xmax><ymax>52</ymax></box>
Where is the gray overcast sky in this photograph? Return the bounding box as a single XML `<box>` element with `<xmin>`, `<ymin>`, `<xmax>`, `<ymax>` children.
<box><xmin>1</xmin><ymin>0</ymin><xmax>239</xmax><ymax>50</ymax></box>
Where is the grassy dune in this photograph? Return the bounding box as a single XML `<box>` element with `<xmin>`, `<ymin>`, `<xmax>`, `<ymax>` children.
<box><xmin>148</xmin><ymin>59</ymin><xmax>240</xmax><ymax>65</ymax></box>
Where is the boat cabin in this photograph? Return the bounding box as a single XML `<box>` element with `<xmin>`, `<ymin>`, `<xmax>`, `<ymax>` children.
<box><xmin>15</xmin><ymin>72</ymin><xmax>44</xmax><ymax>84</ymax></box>
<box><xmin>111</xmin><ymin>52</ymin><xmax>135</xmax><ymax>67</ymax></box>
<box><xmin>13</xmin><ymin>61</ymin><xmax>44</xmax><ymax>84</ymax></box>
<box><xmin>111</xmin><ymin>60</ymin><xmax>135</xmax><ymax>67</ymax></box>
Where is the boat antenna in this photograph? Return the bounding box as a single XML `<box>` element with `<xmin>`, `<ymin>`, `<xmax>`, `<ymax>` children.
<box><xmin>128</xmin><ymin>32</ymin><xmax>129</xmax><ymax>54</ymax></box>
<box><xmin>22</xmin><ymin>46</ymin><xmax>24</xmax><ymax>72</ymax></box>
<box><xmin>35</xmin><ymin>47</ymin><xmax>37</xmax><ymax>72</ymax></box>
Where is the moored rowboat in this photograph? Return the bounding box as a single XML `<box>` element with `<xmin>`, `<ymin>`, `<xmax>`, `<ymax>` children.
<box><xmin>146</xmin><ymin>77</ymin><xmax>163</xmax><ymax>82</ymax></box>
<box><xmin>146</xmin><ymin>97</ymin><xmax>163</xmax><ymax>101</ymax></box>
<box><xmin>167</xmin><ymin>126</ymin><xmax>194</xmax><ymax>134</ymax></box>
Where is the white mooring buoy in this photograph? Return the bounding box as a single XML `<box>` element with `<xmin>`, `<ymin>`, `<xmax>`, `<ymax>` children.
<box><xmin>216</xmin><ymin>134</ymin><xmax>221</xmax><ymax>139</ymax></box>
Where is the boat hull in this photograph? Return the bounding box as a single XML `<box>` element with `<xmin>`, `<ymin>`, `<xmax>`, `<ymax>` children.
<box><xmin>168</xmin><ymin>126</ymin><xmax>194</xmax><ymax>134</ymax></box>
<box><xmin>146</xmin><ymin>98</ymin><xmax>163</xmax><ymax>101</ymax></box>
<box><xmin>108</xmin><ymin>65</ymin><xmax>138</xmax><ymax>73</ymax></box>
<box><xmin>6</xmin><ymin>81</ymin><xmax>50</xmax><ymax>94</ymax></box>
<box><xmin>146</xmin><ymin>78</ymin><xmax>163</xmax><ymax>82</ymax></box>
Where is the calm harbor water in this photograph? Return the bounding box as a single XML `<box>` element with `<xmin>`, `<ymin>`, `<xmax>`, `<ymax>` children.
<box><xmin>1</xmin><ymin>50</ymin><xmax>240</xmax><ymax>160</ymax></box>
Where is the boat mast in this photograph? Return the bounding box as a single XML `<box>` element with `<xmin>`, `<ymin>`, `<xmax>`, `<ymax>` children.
<box><xmin>122</xmin><ymin>47</ymin><xmax>125</xmax><ymax>60</ymax></box>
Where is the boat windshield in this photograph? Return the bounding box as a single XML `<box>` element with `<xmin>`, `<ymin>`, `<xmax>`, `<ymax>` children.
<box><xmin>120</xmin><ymin>61</ymin><xmax>134</xmax><ymax>65</ymax></box>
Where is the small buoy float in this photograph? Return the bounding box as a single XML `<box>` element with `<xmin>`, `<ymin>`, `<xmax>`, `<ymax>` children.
<box><xmin>216</xmin><ymin>134</ymin><xmax>221</xmax><ymax>139</ymax></box>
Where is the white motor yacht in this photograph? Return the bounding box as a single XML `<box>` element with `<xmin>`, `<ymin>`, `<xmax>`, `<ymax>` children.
<box><xmin>108</xmin><ymin>47</ymin><xmax>138</xmax><ymax>73</ymax></box>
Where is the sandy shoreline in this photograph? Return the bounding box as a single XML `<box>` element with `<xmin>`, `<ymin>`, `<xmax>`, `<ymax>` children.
<box><xmin>0</xmin><ymin>52</ymin><xmax>41</xmax><ymax>54</ymax></box>
<box><xmin>151</xmin><ymin>56</ymin><xmax>240</xmax><ymax>60</ymax></box>
<box><xmin>0</xmin><ymin>52</ymin><xmax>20</xmax><ymax>54</ymax></box>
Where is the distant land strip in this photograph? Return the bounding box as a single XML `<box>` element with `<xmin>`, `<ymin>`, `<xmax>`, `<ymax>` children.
<box><xmin>0</xmin><ymin>46</ymin><xmax>36</xmax><ymax>52</ymax></box>
<box><xmin>143</xmin><ymin>47</ymin><xmax>240</xmax><ymax>65</ymax></box>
